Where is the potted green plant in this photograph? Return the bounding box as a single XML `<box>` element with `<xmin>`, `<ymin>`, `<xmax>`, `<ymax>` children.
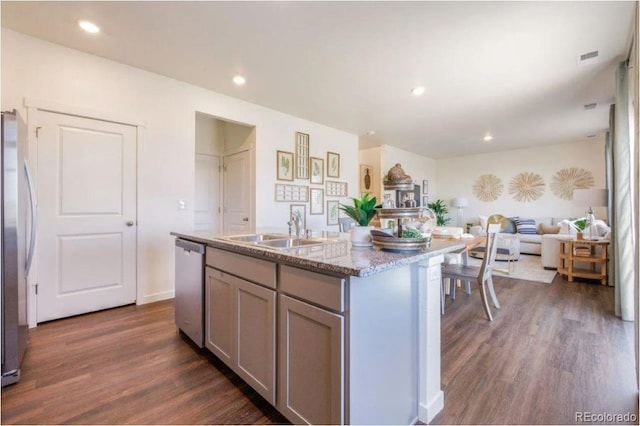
<box><xmin>340</xmin><ymin>193</ymin><xmax>378</xmax><ymax>246</ymax></box>
<box><xmin>573</xmin><ymin>218</ymin><xmax>588</xmax><ymax>240</ymax></box>
<box><xmin>427</xmin><ymin>199</ymin><xmax>451</xmax><ymax>226</ymax></box>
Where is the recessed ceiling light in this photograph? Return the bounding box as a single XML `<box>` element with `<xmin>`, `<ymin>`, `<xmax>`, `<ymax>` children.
<box><xmin>411</xmin><ymin>86</ymin><xmax>425</xmax><ymax>96</ymax></box>
<box><xmin>367</xmin><ymin>130</ymin><xmax>376</xmax><ymax>136</ymax></box>
<box><xmin>232</xmin><ymin>76</ymin><xmax>246</xmax><ymax>86</ymax></box>
<box><xmin>78</xmin><ymin>20</ymin><xmax>100</xmax><ymax>34</ymax></box>
<box><xmin>483</xmin><ymin>134</ymin><xmax>494</xmax><ymax>142</ymax></box>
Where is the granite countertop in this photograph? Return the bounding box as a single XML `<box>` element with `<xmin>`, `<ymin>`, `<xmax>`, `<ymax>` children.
<box><xmin>171</xmin><ymin>228</ymin><xmax>465</xmax><ymax>277</ymax></box>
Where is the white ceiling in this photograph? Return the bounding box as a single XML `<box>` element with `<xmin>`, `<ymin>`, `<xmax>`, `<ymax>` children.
<box><xmin>1</xmin><ymin>1</ymin><xmax>635</xmax><ymax>158</ymax></box>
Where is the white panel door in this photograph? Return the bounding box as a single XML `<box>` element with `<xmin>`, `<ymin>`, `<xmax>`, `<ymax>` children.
<box><xmin>194</xmin><ymin>154</ymin><xmax>220</xmax><ymax>231</ymax></box>
<box><xmin>223</xmin><ymin>150</ymin><xmax>251</xmax><ymax>234</ymax></box>
<box><xmin>36</xmin><ymin>111</ymin><xmax>137</xmax><ymax>322</ymax></box>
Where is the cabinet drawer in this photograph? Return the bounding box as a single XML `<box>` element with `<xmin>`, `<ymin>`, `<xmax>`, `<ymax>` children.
<box><xmin>206</xmin><ymin>247</ymin><xmax>276</xmax><ymax>289</ymax></box>
<box><xmin>280</xmin><ymin>265</ymin><xmax>345</xmax><ymax>312</ymax></box>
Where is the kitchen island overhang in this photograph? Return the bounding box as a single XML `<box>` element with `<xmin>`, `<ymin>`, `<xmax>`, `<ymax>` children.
<box><xmin>171</xmin><ymin>229</ymin><xmax>464</xmax><ymax>425</ymax></box>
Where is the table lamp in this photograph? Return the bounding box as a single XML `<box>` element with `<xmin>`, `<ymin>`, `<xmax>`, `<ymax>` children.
<box><xmin>573</xmin><ymin>189</ymin><xmax>608</xmax><ymax>240</ymax></box>
<box><xmin>452</xmin><ymin>197</ymin><xmax>469</xmax><ymax>228</ymax></box>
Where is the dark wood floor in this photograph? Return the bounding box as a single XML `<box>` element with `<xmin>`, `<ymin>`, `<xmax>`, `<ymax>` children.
<box><xmin>433</xmin><ymin>274</ymin><xmax>638</xmax><ymax>425</ymax></box>
<box><xmin>1</xmin><ymin>274</ymin><xmax>637</xmax><ymax>425</ymax></box>
<box><xmin>0</xmin><ymin>300</ymin><xmax>288</xmax><ymax>425</ymax></box>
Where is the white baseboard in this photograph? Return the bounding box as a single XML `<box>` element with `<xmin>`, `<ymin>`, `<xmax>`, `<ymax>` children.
<box><xmin>418</xmin><ymin>390</ymin><xmax>444</xmax><ymax>424</ymax></box>
<box><xmin>139</xmin><ymin>290</ymin><xmax>174</xmax><ymax>305</ymax></box>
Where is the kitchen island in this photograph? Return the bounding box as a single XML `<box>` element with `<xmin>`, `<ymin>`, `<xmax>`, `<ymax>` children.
<box><xmin>171</xmin><ymin>229</ymin><xmax>464</xmax><ymax>425</ymax></box>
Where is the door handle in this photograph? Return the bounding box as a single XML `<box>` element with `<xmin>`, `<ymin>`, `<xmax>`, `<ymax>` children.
<box><xmin>24</xmin><ymin>160</ymin><xmax>37</xmax><ymax>277</ymax></box>
<box><xmin>126</xmin><ymin>221</ymin><xmax>135</xmax><ymax>227</ymax></box>
<box><xmin>242</xmin><ymin>217</ymin><xmax>249</xmax><ymax>222</ymax></box>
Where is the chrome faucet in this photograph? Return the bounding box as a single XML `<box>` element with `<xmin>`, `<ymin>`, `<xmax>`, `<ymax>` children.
<box><xmin>289</xmin><ymin>212</ymin><xmax>301</xmax><ymax>237</ymax></box>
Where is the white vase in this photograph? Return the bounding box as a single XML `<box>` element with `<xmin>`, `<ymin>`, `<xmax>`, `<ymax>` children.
<box><xmin>350</xmin><ymin>225</ymin><xmax>373</xmax><ymax>247</ymax></box>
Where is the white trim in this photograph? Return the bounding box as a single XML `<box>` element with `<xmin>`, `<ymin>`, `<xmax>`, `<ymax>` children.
<box><xmin>24</xmin><ymin>96</ymin><xmax>146</xmax><ymax>128</ymax></box>
<box><xmin>417</xmin><ymin>258</ymin><xmax>444</xmax><ymax>424</ymax></box>
<box><xmin>418</xmin><ymin>391</ymin><xmax>445</xmax><ymax>424</ymax></box>
<box><xmin>26</xmin><ymin>106</ymin><xmax>39</xmax><ymax>328</ymax></box>
<box><xmin>135</xmin><ymin>126</ymin><xmax>144</xmax><ymax>306</ymax></box>
<box><xmin>140</xmin><ymin>290</ymin><xmax>174</xmax><ymax>305</ymax></box>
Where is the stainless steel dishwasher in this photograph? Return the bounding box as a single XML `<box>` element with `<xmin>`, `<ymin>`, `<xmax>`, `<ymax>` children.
<box><xmin>174</xmin><ymin>238</ymin><xmax>205</xmax><ymax>347</ymax></box>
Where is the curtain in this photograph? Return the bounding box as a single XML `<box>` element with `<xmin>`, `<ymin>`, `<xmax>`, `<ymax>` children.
<box><xmin>605</xmin><ymin>130</ymin><xmax>614</xmax><ymax>286</ymax></box>
<box><xmin>610</xmin><ymin>60</ymin><xmax>635</xmax><ymax>322</ymax></box>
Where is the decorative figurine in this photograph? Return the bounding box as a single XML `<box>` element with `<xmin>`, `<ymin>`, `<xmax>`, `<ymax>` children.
<box><xmin>385</xmin><ymin>163</ymin><xmax>412</xmax><ymax>183</ymax></box>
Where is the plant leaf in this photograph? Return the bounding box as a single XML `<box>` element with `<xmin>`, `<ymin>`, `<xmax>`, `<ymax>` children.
<box><xmin>340</xmin><ymin>194</ymin><xmax>378</xmax><ymax>226</ymax></box>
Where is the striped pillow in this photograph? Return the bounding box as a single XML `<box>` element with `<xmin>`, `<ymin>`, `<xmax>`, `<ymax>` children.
<box><xmin>515</xmin><ymin>218</ymin><xmax>537</xmax><ymax>234</ymax></box>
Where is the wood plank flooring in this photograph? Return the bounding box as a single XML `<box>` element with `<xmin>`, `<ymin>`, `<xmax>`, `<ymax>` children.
<box><xmin>1</xmin><ymin>274</ymin><xmax>637</xmax><ymax>424</ymax></box>
<box><xmin>433</xmin><ymin>274</ymin><xmax>638</xmax><ymax>425</ymax></box>
<box><xmin>0</xmin><ymin>300</ymin><xmax>288</xmax><ymax>425</ymax></box>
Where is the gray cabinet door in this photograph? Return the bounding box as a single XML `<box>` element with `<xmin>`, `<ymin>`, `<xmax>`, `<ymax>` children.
<box><xmin>204</xmin><ymin>267</ymin><xmax>234</xmax><ymax>364</ymax></box>
<box><xmin>235</xmin><ymin>278</ymin><xmax>276</xmax><ymax>404</ymax></box>
<box><xmin>277</xmin><ymin>295</ymin><xmax>344</xmax><ymax>425</ymax></box>
<box><xmin>205</xmin><ymin>266</ymin><xmax>276</xmax><ymax>405</ymax></box>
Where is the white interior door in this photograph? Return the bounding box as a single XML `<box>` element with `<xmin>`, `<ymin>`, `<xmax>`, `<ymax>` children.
<box><xmin>223</xmin><ymin>150</ymin><xmax>251</xmax><ymax>234</ymax></box>
<box><xmin>36</xmin><ymin>111</ymin><xmax>137</xmax><ymax>322</ymax></box>
<box><xmin>194</xmin><ymin>154</ymin><xmax>221</xmax><ymax>231</ymax></box>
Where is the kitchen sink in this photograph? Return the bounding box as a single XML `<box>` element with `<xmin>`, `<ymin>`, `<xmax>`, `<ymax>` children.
<box><xmin>220</xmin><ymin>233</ymin><xmax>342</xmax><ymax>251</ymax></box>
<box><xmin>226</xmin><ymin>233</ymin><xmax>290</xmax><ymax>242</ymax></box>
<box><xmin>257</xmin><ymin>238</ymin><xmax>325</xmax><ymax>249</ymax></box>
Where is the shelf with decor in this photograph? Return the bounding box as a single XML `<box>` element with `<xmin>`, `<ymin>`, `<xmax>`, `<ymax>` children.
<box><xmin>557</xmin><ymin>238</ymin><xmax>609</xmax><ymax>285</ymax></box>
<box><xmin>371</xmin><ymin>164</ymin><xmax>435</xmax><ymax>252</ymax></box>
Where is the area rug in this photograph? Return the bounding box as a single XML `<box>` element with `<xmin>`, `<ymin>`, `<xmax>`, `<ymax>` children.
<box><xmin>465</xmin><ymin>254</ymin><xmax>557</xmax><ymax>284</ymax></box>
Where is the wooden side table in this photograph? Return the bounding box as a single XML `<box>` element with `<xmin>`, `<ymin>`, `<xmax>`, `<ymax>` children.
<box><xmin>557</xmin><ymin>239</ymin><xmax>609</xmax><ymax>285</ymax></box>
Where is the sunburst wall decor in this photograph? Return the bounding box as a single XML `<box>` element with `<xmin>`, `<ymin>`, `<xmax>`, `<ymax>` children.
<box><xmin>550</xmin><ymin>167</ymin><xmax>595</xmax><ymax>200</ymax></box>
<box><xmin>509</xmin><ymin>172</ymin><xmax>545</xmax><ymax>202</ymax></box>
<box><xmin>472</xmin><ymin>174</ymin><xmax>503</xmax><ymax>202</ymax></box>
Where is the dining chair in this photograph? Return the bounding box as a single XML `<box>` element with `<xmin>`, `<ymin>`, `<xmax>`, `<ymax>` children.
<box><xmin>440</xmin><ymin>223</ymin><xmax>501</xmax><ymax>321</ymax></box>
<box><xmin>338</xmin><ymin>217</ymin><xmax>357</xmax><ymax>232</ymax></box>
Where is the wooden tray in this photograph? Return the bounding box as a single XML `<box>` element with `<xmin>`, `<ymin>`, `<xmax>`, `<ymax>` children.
<box><xmin>383</xmin><ymin>181</ymin><xmax>415</xmax><ymax>191</ymax></box>
<box><xmin>376</xmin><ymin>207</ymin><xmax>430</xmax><ymax>219</ymax></box>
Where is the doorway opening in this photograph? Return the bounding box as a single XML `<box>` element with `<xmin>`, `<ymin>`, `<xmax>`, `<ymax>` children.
<box><xmin>195</xmin><ymin>112</ymin><xmax>255</xmax><ymax>234</ymax></box>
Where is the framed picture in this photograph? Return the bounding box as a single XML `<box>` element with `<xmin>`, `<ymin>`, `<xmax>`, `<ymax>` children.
<box><xmin>274</xmin><ymin>184</ymin><xmax>308</xmax><ymax>202</ymax></box>
<box><xmin>295</xmin><ymin>132</ymin><xmax>309</xmax><ymax>179</ymax></box>
<box><xmin>396</xmin><ymin>184</ymin><xmax>421</xmax><ymax>207</ymax></box>
<box><xmin>326</xmin><ymin>181</ymin><xmax>348</xmax><ymax>197</ymax></box>
<box><xmin>327</xmin><ymin>152</ymin><xmax>340</xmax><ymax>178</ymax></box>
<box><xmin>277</xmin><ymin>150</ymin><xmax>294</xmax><ymax>181</ymax></box>
<box><xmin>327</xmin><ymin>200</ymin><xmax>340</xmax><ymax>225</ymax></box>
<box><xmin>290</xmin><ymin>204</ymin><xmax>306</xmax><ymax>229</ymax></box>
<box><xmin>422</xmin><ymin>195</ymin><xmax>429</xmax><ymax>206</ymax></box>
<box><xmin>310</xmin><ymin>188</ymin><xmax>324</xmax><ymax>215</ymax></box>
<box><xmin>422</xmin><ymin>180</ymin><xmax>429</xmax><ymax>194</ymax></box>
<box><xmin>310</xmin><ymin>157</ymin><xmax>324</xmax><ymax>184</ymax></box>
<box><xmin>360</xmin><ymin>164</ymin><xmax>373</xmax><ymax>193</ymax></box>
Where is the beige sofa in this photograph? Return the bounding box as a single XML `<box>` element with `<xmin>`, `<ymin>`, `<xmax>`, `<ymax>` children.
<box><xmin>470</xmin><ymin>216</ymin><xmax>569</xmax><ymax>255</ymax></box>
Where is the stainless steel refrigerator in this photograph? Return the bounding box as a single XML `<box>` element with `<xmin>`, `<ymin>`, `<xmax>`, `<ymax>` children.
<box><xmin>2</xmin><ymin>110</ymin><xmax>35</xmax><ymax>387</ymax></box>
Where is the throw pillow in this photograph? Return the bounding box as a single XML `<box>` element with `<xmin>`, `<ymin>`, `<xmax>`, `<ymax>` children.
<box><xmin>515</xmin><ymin>218</ymin><xmax>537</xmax><ymax>234</ymax></box>
<box><xmin>503</xmin><ymin>217</ymin><xmax>517</xmax><ymax>234</ymax></box>
<box><xmin>538</xmin><ymin>223</ymin><xmax>561</xmax><ymax>235</ymax></box>
<box><xmin>479</xmin><ymin>215</ymin><xmax>488</xmax><ymax>231</ymax></box>
<box><xmin>594</xmin><ymin>219</ymin><xmax>610</xmax><ymax>236</ymax></box>
<box><xmin>558</xmin><ymin>219</ymin><xmax>578</xmax><ymax>235</ymax></box>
